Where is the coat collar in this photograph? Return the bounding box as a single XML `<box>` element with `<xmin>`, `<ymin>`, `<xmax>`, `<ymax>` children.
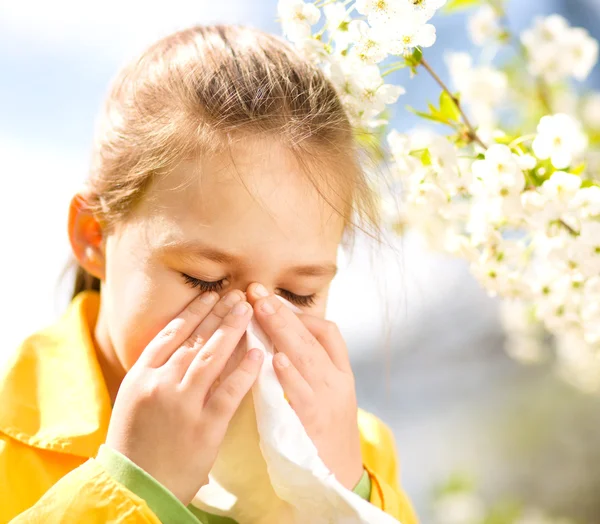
<box><xmin>0</xmin><ymin>291</ymin><xmax>112</xmax><ymax>458</ymax></box>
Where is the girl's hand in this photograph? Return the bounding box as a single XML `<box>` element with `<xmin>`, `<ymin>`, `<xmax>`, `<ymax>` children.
<box><xmin>105</xmin><ymin>290</ymin><xmax>263</xmax><ymax>506</ymax></box>
<box><xmin>247</xmin><ymin>283</ymin><xmax>364</xmax><ymax>491</ymax></box>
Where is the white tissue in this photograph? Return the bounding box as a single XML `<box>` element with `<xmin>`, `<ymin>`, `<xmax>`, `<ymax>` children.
<box><xmin>191</xmin><ymin>296</ymin><xmax>401</xmax><ymax>524</ymax></box>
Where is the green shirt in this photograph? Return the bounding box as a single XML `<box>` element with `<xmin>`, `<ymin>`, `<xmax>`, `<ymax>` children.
<box><xmin>97</xmin><ymin>444</ymin><xmax>372</xmax><ymax>524</ymax></box>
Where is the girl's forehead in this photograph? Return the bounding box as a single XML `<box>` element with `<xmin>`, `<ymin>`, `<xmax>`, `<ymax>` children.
<box><xmin>132</xmin><ymin>143</ymin><xmax>346</xmax><ymax>254</ymax></box>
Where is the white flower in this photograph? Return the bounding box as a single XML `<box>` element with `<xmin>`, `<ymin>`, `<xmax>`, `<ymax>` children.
<box><xmin>521</xmin><ymin>15</ymin><xmax>599</xmax><ymax>82</ymax></box>
<box><xmin>535</xmin><ymin>273</ymin><xmax>581</xmax><ymax>331</ymax></box>
<box><xmin>570</xmin><ymin>185</ymin><xmax>600</xmax><ymax>218</ymax></box>
<box><xmin>395</xmin><ymin>130</ymin><xmax>467</xmax><ymax>193</ymax></box>
<box><xmin>471</xmin><ymin>144</ymin><xmax>526</xmax><ymax>196</ymax></box>
<box><xmin>570</xmin><ymin>220</ymin><xmax>600</xmax><ymax>277</ymax></box>
<box><xmin>540</xmin><ymin>171</ymin><xmax>582</xmax><ymax>202</ymax></box>
<box><xmin>358</xmin><ymin>62</ymin><xmax>403</xmax><ymax>106</ymax></box>
<box><xmin>444</xmin><ymin>233</ymin><xmax>479</xmax><ymax>261</ymax></box>
<box><xmin>278</xmin><ymin>0</ymin><xmax>321</xmax><ymax>43</ymax></box>
<box><xmin>385</xmin><ymin>16</ymin><xmax>437</xmax><ymax>53</ymax></box>
<box><xmin>347</xmin><ymin>20</ymin><xmax>390</xmax><ymax>64</ymax></box>
<box><xmin>471</xmin><ymin>249</ymin><xmax>526</xmax><ymax>297</ymax></box>
<box><xmin>355</xmin><ymin>0</ymin><xmax>406</xmax><ymax>29</ymax></box>
<box><xmin>353</xmin><ymin>61</ymin><xmax>405</xmax><ymax>116</ymax></box>
<box><xmin>387</xmin><ymin>130</ymin><xmax>421</xmax><ymax>177</ymax></box>
<box><xmin>532</xmin><ymin>114</ymin><xmax>588</xmax><ymax>169</ymax></box>
<box><xmin>521</xmin><ymin>15</ymin><xmax>570</xmax><ymax>81</ymax></box>
<box><xmin>295</xmin><ymin>37</ymin><xmax>330</xmax><ymax>63</ymax></box>
<box><xmin>521</xmin><ymin>189</ymin><xmax>563</xmax><ymax>230</ymax></box>
<box><xmin>468</xmin><ymin>5</ymin><xmax>500</xmax><ymax>46</ymax></box>
<box><xmin>324</xmin><ymin>2</ymin><xmax>353</xmax><ymax>52</ymax></box>
<box><xmin>445</xmin><ymin>52</ymin><xmax>507</xmax><ymax>129</ymax></box>
<box><xmin>428</xmin><ymin>135</ymin><xmax>458</xmax><ymax>169</ymax></box>
<box><xmin>405</xmin><ymin>0</ymin><xmax>447</xmax><ymax>24</ymax></box>
<box><xmin>521</xmin><ymin>14</ymin><xmax>570</xmax><ymax>48</ymax></box>
<box><xmin>517</xmin><ymin>154</ymin><xmax>537</xmax><ymax>171</ymax></box>
<box><xmin>555</xmin><ymin>331</ymin><xmax>600</xmax><ymax>393</ymax></box>
<box><xmin>539</xmin><ymin>233</ymin><xmax>582</xmax><ymax>274</ymax></box>
<box><xmin>409</xmin><ymin>182</ymin><xmax>448</xmax><ymax>209</ymax></box>
<box><xmin>328</xmin><ymin>55</ymin><xmax>404</xmax><ymax>127</ymax></box>
<box><xmin>566</xmin><ymin>27</ymin><xmax>599</xmax><ymax>81</ymax></box>
<box><xmin>469</xmin><ymin>146</ymin><xmax>526</xmax><ymax>228</ymax></box>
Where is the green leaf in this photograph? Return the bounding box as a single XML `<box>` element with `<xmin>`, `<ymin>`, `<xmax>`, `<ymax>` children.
<box><xmin>493</xmin><ymin>134</ymin><xmax>520</xmax><ymax>145</ymax></box>
<box><xmin>404</xmin><ymin>47</ymin><xmax>423</xmax><ymax>75</ymax></box>
<box><xmin>420</xmin><ymin>149</ymin><xmax>432</xmax><ymax>166</ymax></box>
<box><xmin>406</xmin><ymin>106</ymin><xmax>452</xmax><ymax>126</ymax></box>
<box><xmin>439</xmin><ymin>91</ymin><xmax>461</xmax><ymax>122</ymax></box>
<box><xmin>569</xmin><ymin>163</ymin><xmax>586</xmax><ymax>175</ymax></box>
<box><xmin>443</xmin><ymin>0</ymin><xmax>482</xmax><ymax>13</ymax></box>
<box><xmin>415</xmin><ymin>111</ymin><xmax>447</xmax><ymax>124</ymax></box>
<box><xmin>410</xmin><ymin>47</ymin><xmax>423</xmax><ymax>65</ymax></box>
<box><xmin>581</xmin><ymin>179</ymin><xmax>599</xmax><ymax>188</ymax></box>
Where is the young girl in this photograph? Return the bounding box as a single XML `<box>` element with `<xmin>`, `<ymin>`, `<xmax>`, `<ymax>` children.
<box><xmin>0</xmin><ymin>24</ymin><xmax>417</xmax><ymax>524</ymax></box>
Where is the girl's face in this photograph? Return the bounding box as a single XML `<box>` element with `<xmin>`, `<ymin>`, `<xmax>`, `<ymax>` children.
<box><xmin>89</xmin><ymin>139</ymin><xmax>345</xmax><ymax>371</ymax></box>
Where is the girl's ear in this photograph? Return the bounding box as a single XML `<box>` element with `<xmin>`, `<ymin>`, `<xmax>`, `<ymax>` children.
<box><xmin>68</xmin><ymin>192</ymin><xmax>106</xmax><ymax>281</ymax></box>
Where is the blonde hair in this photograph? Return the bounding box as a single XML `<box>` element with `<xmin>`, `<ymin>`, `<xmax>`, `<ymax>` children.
<box><xmin>70</xmin><ymin>24</ymin><xmax>384</xmax><ymax>298</ymax></box>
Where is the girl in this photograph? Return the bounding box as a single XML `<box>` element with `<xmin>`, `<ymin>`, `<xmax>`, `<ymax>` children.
<box><xmin>0</xmin><ymin>24</ymin><xmax>417</xmax><ymax>523</ymax></box>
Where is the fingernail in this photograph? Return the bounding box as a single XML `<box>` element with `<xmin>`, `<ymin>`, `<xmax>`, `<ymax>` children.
<box><xmin>232</xmin><ymin>301</ymin><xmax>249</xmax><ymax>316</ymax></box>
<box><xmin>200</xmin><ymin>291</ymin><xmax>217</xmax><ymax>304</ymax></box>
<box><xmin>254</xmin><ymin>284</ymin><xmax>269</xmax><ymax>297</ymax></box>
<box><xmin>276</xmin><ymin>353</ymin><xmax>290</xmax><ymax>368</ymax></box>
<box><xmin>247</xmin><ymin>348</ymin><xmax>263</xmax><ymax>361</ymax></box>
<box><xmin>224</xmin><ymin>292</ymin><xmax>241</xmax><ymax>306</ymax></box>
<box><xmin>260</xmin><ymin>300</ymin><xmax>275</xmax><ymax>315</ymax></box>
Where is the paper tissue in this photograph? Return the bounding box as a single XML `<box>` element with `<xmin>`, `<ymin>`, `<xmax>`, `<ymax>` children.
<box><xmin>191</xmin><ymin>295</ymin><xmax>401</xmax><ymax>524</ymax></box>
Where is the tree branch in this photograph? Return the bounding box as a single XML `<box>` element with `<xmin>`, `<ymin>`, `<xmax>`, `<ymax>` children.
<box><xmin>419</xmin><ymin>57</ymin><xmax>488</xmax><ymax>150</ymax></box>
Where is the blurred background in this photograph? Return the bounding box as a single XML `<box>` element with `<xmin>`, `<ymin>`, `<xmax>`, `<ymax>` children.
<box><xmin>1</xmin><ymin>0</ymin><xmax>600</xmax><ymax>522</ymax></box>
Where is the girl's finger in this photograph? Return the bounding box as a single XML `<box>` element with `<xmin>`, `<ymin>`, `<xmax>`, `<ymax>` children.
<box><xmin>165</xmin><ymin>290</ymin><xmax>245</xmax><ymax>378</ymax></box>
<box><xmin>203</xmin><ymin>348</ymin><xmax>264</xmax><ymax>432</ymax></box>
<box><xmin>249</xmin><ymin>291</ymin><xmax>330</xmax><ymax>383</ymax></box>
<box><xmin>137</xmin><ymin>291</ymin><xmax>220</xmax><ymax>368</ymax></box>
<box><xmin>272</xmin><ymin>352</ymin><xmax>314</xmax><ymax>409</ymax></box>
<box><xmin>297</xmin><ymin>315</ymin><xmax>352</xmax><ymax>373</ymax></box>
<box><xmin>180</xmin><ymin>300</ymin><xmax>253</xmax><ymax>395</ymax></box>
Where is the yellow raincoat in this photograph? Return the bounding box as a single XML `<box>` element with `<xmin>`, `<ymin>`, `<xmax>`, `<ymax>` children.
<box><xmin>0</xmin><ymin>291</ymin><xmax>417</xmax><ymax>523</ymax></box>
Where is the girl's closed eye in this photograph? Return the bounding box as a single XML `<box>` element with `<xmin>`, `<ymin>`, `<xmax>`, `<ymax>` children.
<box><xmin>180</xmin><ymin>273</ymin><xmax>317</xmax><ymax>307</ymax></box>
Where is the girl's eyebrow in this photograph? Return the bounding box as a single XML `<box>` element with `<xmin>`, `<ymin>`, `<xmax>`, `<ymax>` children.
<box><xmin>158</xmin><ymin>240</ymin><xmax>338</xmax><ymax>278</ymax></box>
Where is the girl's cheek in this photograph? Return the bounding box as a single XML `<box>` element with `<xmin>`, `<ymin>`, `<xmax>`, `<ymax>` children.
<box><xmin>110</xmin><ymin>275</ymin><xmax>192</xmax><ymax>370</ymax></box>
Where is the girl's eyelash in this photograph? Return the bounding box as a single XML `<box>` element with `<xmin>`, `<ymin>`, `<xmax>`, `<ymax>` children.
<box><xmin>181</xmin><ymin>274</ymin><xmax>226</xmax><ymax>293</ymax></box>
<box><xmin>277</xmin><ymin>288</ymin><xmax>316</xmax><ymax>308</ymax></box>
<box><xmin>180</xmin><ymin>273</ymin><xmax>316</xmax><ymax>307</ymax></box>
